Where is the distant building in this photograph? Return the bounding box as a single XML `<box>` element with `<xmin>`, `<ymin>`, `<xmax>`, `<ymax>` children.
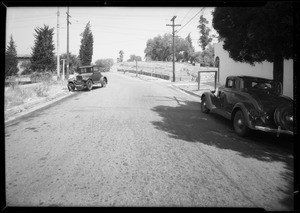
<box><xmin>16</xmin><ymin>54</ymin><xmax>31</xmax><ymax>75</ymax></box>
<box><xmin>214</xmin><ymin>42</ymin><xmax>293</xmax><ymax>99</ymax></box>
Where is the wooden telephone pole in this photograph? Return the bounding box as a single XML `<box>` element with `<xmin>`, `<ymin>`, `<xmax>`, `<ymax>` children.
<box><xmin>166</xmin><ymin>16</ymin><xmax>181</xmax><ymax>82</ymax></box>
<box><xmin>66</xmin><ymin>7</ymin><xmax>71</xmax><ymax>79</ymax></box>
<box><xmin>56</xmin><ymin>8</ymin><xmax>60</xmax><ymax>79</ymax></box>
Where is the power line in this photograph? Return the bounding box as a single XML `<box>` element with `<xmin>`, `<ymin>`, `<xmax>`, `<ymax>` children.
<box><xmin>176</xmin><ymin>8</ymin><xmax>204</xmax><ymax>34</ymax></box>
<box><xmin>180</xmin><ymin>8</ymin><xmax>193</xmax><ymax>23</ymax></box>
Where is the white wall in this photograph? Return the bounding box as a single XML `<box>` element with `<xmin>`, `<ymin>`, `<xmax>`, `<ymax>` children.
<box><xmin>214</xmin><ymin>42</ymin><xmax>293</xmax><ymax>99</ymax></box>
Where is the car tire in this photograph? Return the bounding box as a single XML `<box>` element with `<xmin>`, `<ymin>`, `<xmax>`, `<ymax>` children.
<box><xmin>233</xmin><ymin>110</ymin><xmax>250</xmax><ymax>137</ymax></box>
<box><xmin>201</xmin><ymin>96</ymin><xmax>210</xmax><ymax>114</ymax></box>
<box><xmin>102</xmin><ymin>78</ymin><xmax>107</xmax><ymax>88</ymax></box>
<box><xmin>87</xmin><ymin>80</ymin><xmax>93</xmax><ymax>91</ymax></box>
<box><xmin>68</xmin><ymin>82</ymin><xmax>75</xmax><ymax>92</ymax></box>
<box><xmin>274</xmin><ymin>103</ymin><xmax>293</xmax><ymax>131</ymax></box>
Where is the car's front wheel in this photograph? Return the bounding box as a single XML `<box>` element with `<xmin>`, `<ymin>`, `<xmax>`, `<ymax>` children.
<box><xmin>68</xmin><ymin>82</ymin><xmax>75</xmax><ymax>92</ymax></box>
<box><xmin>86</xmin><ymin>80</ymin><xmax>93</xmax><ymax>91</ymax></box>
<box><xmin>233</xmin><ymin>110</ymin><xmax>250</xmax><ymax>137</ymax></box>
<box><xmin>201</xmin><ymin>96</ymin><xmax>210</xmax><ymax>113</ymax></box>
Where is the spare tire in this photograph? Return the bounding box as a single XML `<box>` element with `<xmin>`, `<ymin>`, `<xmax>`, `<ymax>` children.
<box><xmin>274</xmin><ymin>103</ymin><xmax>293</xmax><ymax>131</ymax></box>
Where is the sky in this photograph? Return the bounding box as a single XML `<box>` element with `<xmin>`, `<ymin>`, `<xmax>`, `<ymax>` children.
<box><xmin>6</xmin><ymin>7</ymin><xmax>218</xmax><ymax>63</ymax></box>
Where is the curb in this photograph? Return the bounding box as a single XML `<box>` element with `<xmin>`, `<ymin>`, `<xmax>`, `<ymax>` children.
<box><xmin>171</xmin><ymin>84</ymin><xmax>202</xmax><ymax>98</ymax></box>
<box><xmin>5</xmin><ymin>90</ymin><xmax>78</xmax><ymax>125</ymax></box>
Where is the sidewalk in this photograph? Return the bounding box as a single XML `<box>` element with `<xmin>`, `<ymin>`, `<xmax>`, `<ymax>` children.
<box><xmin>121</xmin><ymin>71</ymin><xmax>215</xmax><ymax>98</ymax></box>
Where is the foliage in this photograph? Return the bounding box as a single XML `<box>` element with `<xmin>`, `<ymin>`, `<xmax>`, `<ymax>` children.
<box><xmin>118</xmin><ymin>50</ymin><xmax>124</xmax><ymax>62</ymax></box>
<box><xmin>144</xmin><ymin>33</ymin><xmax>192</xmax><ymax>62</ymax></box>
<box><xmin>60</xmin><ymin>53</ymin><xmax>80</xmax><ymax>74</ymax></box>
<box><xmin>31</xmin><ymin>25</ymin><xmax>56</xmax><ymax>72</ymax></box>
<box><xmin>33</xmin><ymin>83</ymin><xmax>50</xmax><ymax>97</ymax></box>
<box><xmin>5</xmin><ymin>35</ymin><xmax>19</xmax><ymax>77</ymax></box>
<box><xmin>199</xmin><ymin>44</ymin><xmax>215</xmax><ymax>67</ymax></box>
<box><xmin>95</xmin><ymin>58</ymin><xmax>114</xmax><ymax>71</ymax></box>
<box><xmin>127</xmin><ymin>54</ymin><xmax>142</xmax><ymax>62</ymax></box>
<box><xmin>183</xmin><ymin>33</ymin><xmax>195</xmax><ymax>63</ymax></box>
<box><xmin>20</xmin><ymin>60</ymin><xmax>32</xmax><ymax>75</ymax></box>
<box><xmin>197</xmin><ymin>15</ymin><xmax>213</xmax><ymax>51</ymax></box>
<box><xmin>212</xmin><ymin>3</ymin><xmax>293</xmax><ymax>84</ymax></box>
<box><xmin>144</xmin><ymin>34</ymin><xmax>172</xmax><ymax>61</ymax></box>
<box><xmin>79</xmin><ymin>22</ymin><xmax>94</xmax><ymax>66</ymax></box>
<box><xmin>30</xmin><ymin>72</ymin><xmax>53</xmax><ymax>83</ymax></box>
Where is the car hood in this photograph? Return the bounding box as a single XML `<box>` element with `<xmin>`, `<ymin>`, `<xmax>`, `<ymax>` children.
<box><xmin>247</xmin><ymin>91</ymin><xmax>292</xmax><ymax>112</ymax></box>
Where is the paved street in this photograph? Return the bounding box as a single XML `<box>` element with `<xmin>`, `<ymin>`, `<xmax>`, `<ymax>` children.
<box><xmin>5</xmin><ymin>72</ymin><xmax>294</xmax><ymax>210</ymax></box>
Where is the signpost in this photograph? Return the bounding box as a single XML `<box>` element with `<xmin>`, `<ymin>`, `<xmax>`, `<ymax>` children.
<box><xmin>198</xmin><ymin>71</ymin><xmax>217</xmax><ymax>91</ymax></box>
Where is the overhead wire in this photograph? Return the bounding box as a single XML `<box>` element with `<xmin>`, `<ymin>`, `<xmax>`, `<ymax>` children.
<box><xmin>176</xmin><ymin>8</ymin><xmax>204</xmax><ymax>34</ymax></box>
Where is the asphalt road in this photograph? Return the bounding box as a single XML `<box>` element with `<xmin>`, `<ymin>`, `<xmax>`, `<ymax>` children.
<box><xmin>5</xmin><ymin>72</ymin><xmax>294</xmax><ymax>210</ymax></box>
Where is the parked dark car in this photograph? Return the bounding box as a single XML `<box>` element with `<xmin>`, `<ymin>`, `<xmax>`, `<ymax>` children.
<box><xmin>201</xmin><ymin>76</ymin><xmax>294</xmax><ymax>137</ymax></box>
<box><xmin>67</xmin><ymin>65</ymin><xmax>108</xmax><ymax>91</ymax></box>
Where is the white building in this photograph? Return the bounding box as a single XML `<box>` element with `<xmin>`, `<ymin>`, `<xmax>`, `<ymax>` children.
<box><xmin>214</xmin><ymin>42</ymin><xmax>293</xmax><ymax>99</ymax></box>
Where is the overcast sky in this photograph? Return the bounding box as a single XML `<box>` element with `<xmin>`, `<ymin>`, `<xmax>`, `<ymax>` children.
<box><xmin>6</xmin><ymin>7</ymin><xmax>217</xmax><ymax>63</ymax></box>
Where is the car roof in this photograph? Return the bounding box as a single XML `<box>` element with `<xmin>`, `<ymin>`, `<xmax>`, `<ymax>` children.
<box><xmin>228</xmin><ymin>75</ymin><xmax>274</xmax><ymax>82</ymax></box>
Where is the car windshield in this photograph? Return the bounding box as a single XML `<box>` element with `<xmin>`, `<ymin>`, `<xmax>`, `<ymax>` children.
<box><xmin>242</xmin><ymin>78</ymin><xmax>282</xmax><ymax>95</ymax></box>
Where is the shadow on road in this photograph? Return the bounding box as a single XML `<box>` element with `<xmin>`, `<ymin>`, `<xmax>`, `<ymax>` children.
<box><xmin>151</xmin><ymin>99</ymin><xmax>294</xmax><ymax>210</ymax></box>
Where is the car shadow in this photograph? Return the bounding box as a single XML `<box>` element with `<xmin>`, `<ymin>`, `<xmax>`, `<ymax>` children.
<box><xmin>150</xmin><ymin>99</ymin><xmax>294</xmax><ymax>210</ymax></box>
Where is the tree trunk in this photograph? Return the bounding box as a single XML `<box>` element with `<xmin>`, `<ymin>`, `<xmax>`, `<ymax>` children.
<box><xmin>273</xmin><ymin>53</ymin><xmax>284</xmax><ymax>86</ymax></box>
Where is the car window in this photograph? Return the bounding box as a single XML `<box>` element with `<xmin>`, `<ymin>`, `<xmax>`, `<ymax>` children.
<box><xmin>226</xmin><ymin>79</ymin><xmax>235</xmax><ymax>88</ymax></box>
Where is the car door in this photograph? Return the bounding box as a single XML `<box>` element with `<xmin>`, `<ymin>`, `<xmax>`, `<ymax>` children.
<box><xmin>219</xmin><ymin>77</ymin><xmax>236</xmax><ymax>113</ymax></box>
<box><xmin>91</xmin><ymin>66</ymin><xmax>101</xmax><ymax>82</ymax></box>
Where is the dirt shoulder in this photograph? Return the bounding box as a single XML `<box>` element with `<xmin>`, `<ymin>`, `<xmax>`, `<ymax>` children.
<box><xmin>5</xmin><ymin>80</ymin><xmax>72</xmax><ymax>123</ymax></box>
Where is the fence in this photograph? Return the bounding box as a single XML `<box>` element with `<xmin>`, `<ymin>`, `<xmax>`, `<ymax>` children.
<box><xmin>117</xmin><ymin>69</ymin><xmax>170</xmax><ymax>80</ymax></box>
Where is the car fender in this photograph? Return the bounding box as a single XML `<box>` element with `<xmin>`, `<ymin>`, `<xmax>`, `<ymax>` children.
<box><xmin>231</xmin><ymin>102</ymin><xmax>255</xmax><ymax>129</ymax></box>
<box><xmin>100</xmin><ymin>76</ymin><xmax>107</xmax><ymax>84</ymax></box>
<box><xmin>201</xmin><ymin>92</ymin><xmax>219</xmax><ymax>110</ymax></box>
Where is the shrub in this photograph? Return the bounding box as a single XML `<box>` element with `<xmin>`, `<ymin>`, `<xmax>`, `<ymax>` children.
<box><xmin>33</xmin><ymin>83</ymin><xmax>50</xmax><ymax>97</ymax></box>
<box><xmin>30</xmin><ymin>72</ymin><xmax>53</xmax><ymax>83</ymax></box>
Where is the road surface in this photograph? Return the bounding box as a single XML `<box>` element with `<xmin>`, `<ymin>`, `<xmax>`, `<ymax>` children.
<box><xmin>5</xmin><ymin>72</ymin><xmax>294</xmax><ymax>210</ymax></box>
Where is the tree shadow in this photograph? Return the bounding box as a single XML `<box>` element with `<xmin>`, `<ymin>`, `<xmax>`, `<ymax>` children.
<box><xmin>150</xmin><ymin>99</ymin><xmax>294</xmax><ymax>210</ymax></box>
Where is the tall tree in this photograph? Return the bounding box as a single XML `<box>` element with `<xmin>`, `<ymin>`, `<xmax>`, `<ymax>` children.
<box><xmin>118</xmin><ymin>50</ymin><xmax>124</xmax><ymax>62</ymax></box>
<box><xmin>212</xmin><ymin>3</ymin><xmax>293</xmax><ymax>85</ymax></box>
<box><xmin>79</xmin><ymin>22</ymin><xmax>94</xmax><ymax>66</ymax></box>
<box><xmin>183</xmin><ymin>33</ymin><xmax>195</xmax><ymax>63</ymax></box>
<box><xmin>5</xmin><ymin>35</ymin><xmax>19</xmax><ymax>77</ymax></box>
<box><xmin>31</xmin><ymin>25</ymin><xmax>56</xmax><ymax>72</ymax></box>
<box><xmin>197</xmin><ymin>15</ymin><xmax>213</xmax><ymax>51</ymax></box>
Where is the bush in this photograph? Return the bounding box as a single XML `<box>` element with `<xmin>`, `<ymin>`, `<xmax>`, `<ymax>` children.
<box><xmin>30</xmin><ymin>72</ymin><xmax>53</xmax><ymax>83</ymax></box>
<box><xmin>33</xmin><ymin>83</ymin><xmax>50</xmax><ymax>97</ymax></box>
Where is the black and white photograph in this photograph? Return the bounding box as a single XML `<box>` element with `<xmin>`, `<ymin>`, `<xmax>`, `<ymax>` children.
<box><xmin>3</xmin><ymin>2</ymin><xmax>297</xmax><ymax>211</ymax></box>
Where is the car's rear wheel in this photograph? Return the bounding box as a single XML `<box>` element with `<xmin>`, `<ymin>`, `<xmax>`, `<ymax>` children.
<box><xmin>87</xmin><ymin>80</ymin><xmax>93</xmax><ymax>91</ymax></box>
<box><xmin>201</xmin><ymin>96</ymin><xmax>210</xmax><ymax>113</ymax></box>
<box><xmin>68</xmin><ymin>82</ymin><xmax>75</xmax><ymax>92</ymax></box>
<box><xmin>274</xmin><ymin>103</ymin><xmax>293</xmax><ymax>132</ymax></box>
<box><xmin>233</xmin><ymin>110</ymin><xmax>250</xmax><ymax>137</ymax></box>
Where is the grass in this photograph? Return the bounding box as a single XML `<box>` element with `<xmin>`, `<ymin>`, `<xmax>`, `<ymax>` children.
<box><xmin>4</xmin><ymin>78</ymin><xmax>67</xmax><ymax>110</ymax></box>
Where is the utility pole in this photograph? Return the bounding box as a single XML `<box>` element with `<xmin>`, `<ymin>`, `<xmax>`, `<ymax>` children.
<box><xmin>61</xmin><ymin>59</ymin><xmax>66</xmax><ymax>80</ymax></box>
<box><xmin>56</xmin><ymin>7</ymin><xmax>60</xmax><ymax>80</ymax></box>
<box><xmin>166</xmin><ymin>16</ymin><xmax>181</xmax><ymax>82</ymax></box>
<box><xmin>66</xmin><ymin>7</ymin><xmax>71</xmax><ymax>79</ymax></box>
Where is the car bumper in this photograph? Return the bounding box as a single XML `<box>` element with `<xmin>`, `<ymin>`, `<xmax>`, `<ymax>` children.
<box><xmin>254</xmin><ymin>126</ymin><xmax>293</xmax><ymax>136</ymax></box>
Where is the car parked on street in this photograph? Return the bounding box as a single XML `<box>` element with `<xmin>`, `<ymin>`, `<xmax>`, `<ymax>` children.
<box><xmin>67</xmin><ymin>65</ymin><xmax>108</xmax><ymax>91</ymax></box>
<box><xmin>200</xmin><ymin>76</ymin><xmax>294</xmax><ymax>137</ymax></box>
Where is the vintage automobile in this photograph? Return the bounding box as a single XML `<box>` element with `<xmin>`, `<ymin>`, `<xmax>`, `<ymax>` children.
<box><xmin>67</xmin><ymin>65</ymin><xmax>108</xmax><ymax>91</ymax></box>
<box><xmin>200</xmin><ymin>76</ymin><xmax>294</xmax><ymax>137</ymax></box>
